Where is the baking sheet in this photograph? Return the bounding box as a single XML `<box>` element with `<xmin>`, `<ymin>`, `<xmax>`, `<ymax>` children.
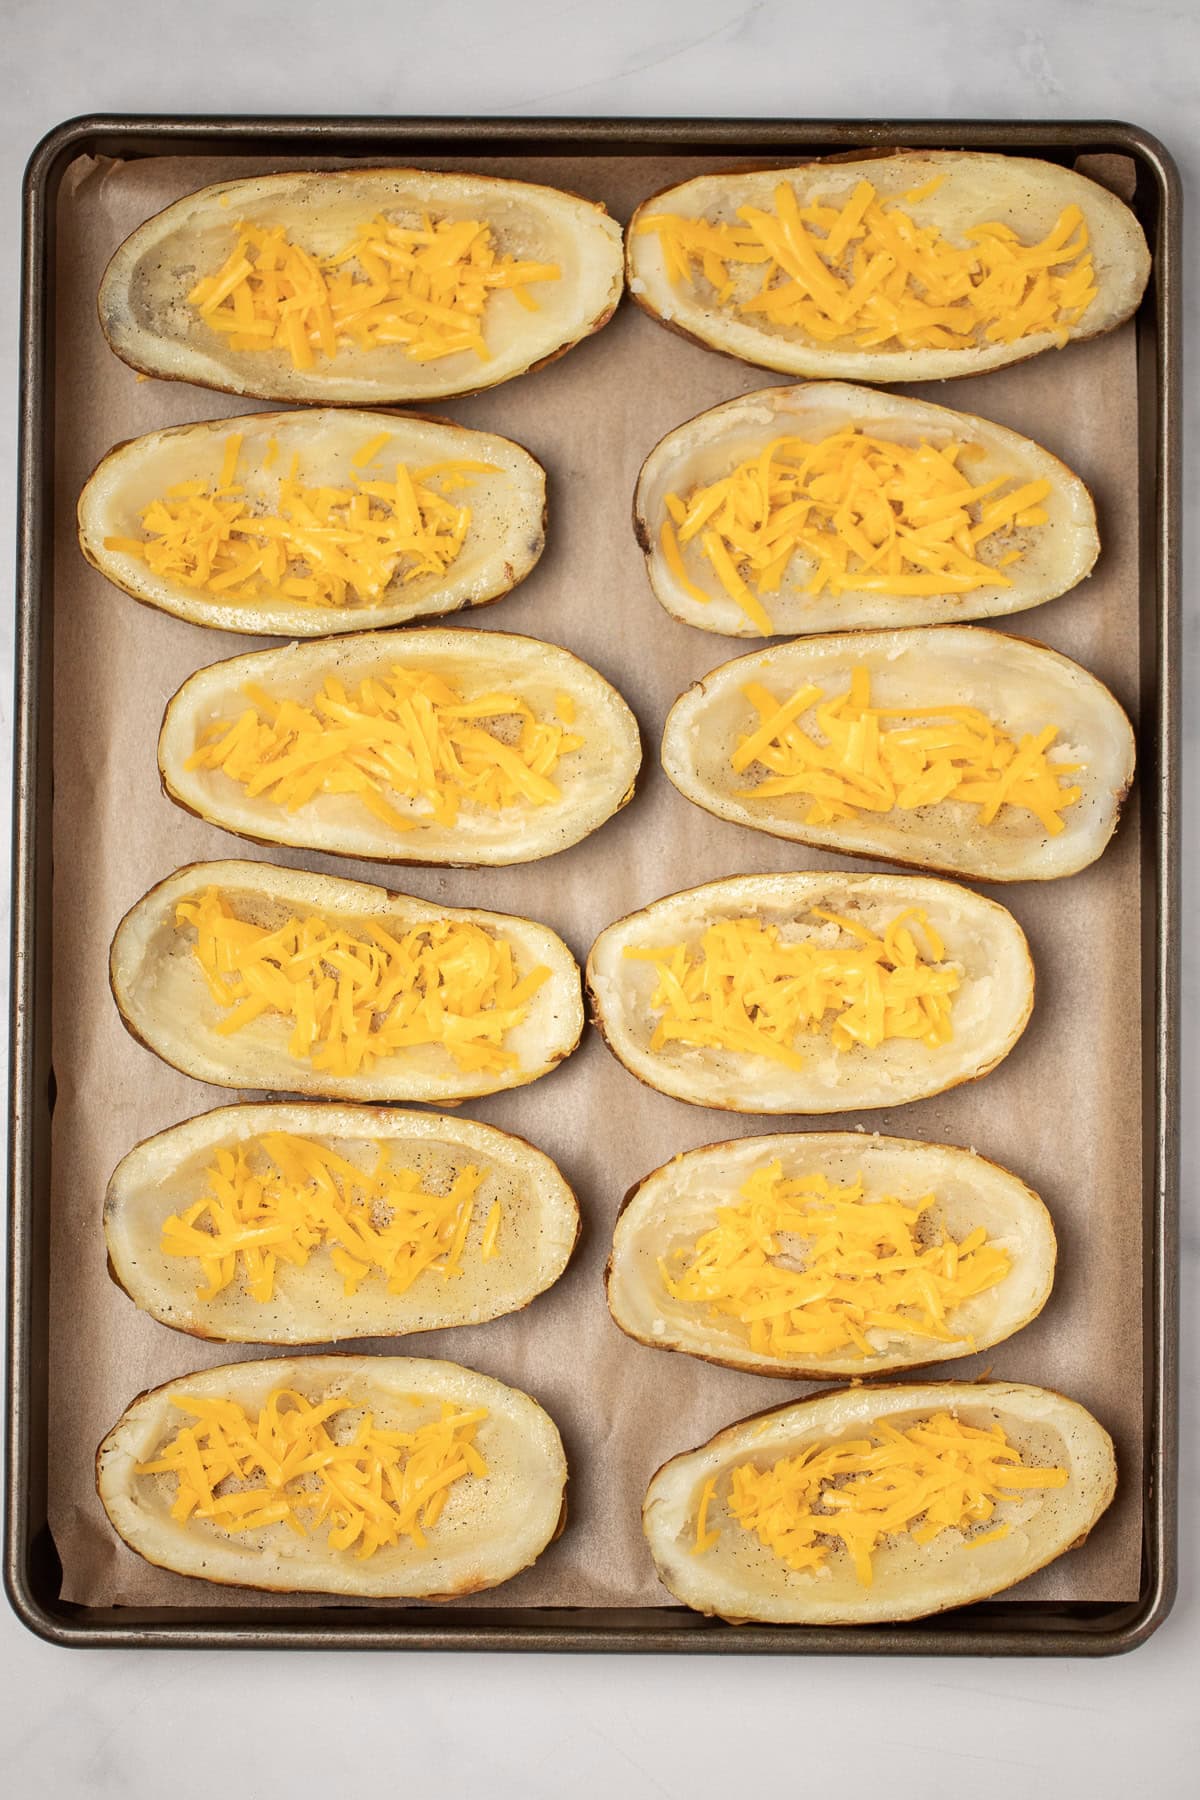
<box><xmin>47</xmin><ymin>149</ymin><xmax>1144</xmax><ymax>1611</ymax></box>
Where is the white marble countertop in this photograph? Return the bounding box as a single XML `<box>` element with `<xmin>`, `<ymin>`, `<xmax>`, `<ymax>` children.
<box><xmin>0</xmin><ymin>3</ymin><xmax>1195</xmax><ymax>1794</ymax></box>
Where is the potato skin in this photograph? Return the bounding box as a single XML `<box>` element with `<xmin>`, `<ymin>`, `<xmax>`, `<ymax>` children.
<box><xmin>627</xmin><ymin>151</ymin><xmax>1150</xmax><ymax>382</ymax></box>
<box><xmin>642</xmin><ymin>1380</ymin><xmax>1117</xmax><ymax>1625</ymax></box>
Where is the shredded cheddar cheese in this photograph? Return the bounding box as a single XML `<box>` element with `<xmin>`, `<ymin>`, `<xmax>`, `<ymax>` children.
<box><xmin>713</xmin><ymin>1412</ymin><xmax>1068</xmax><ymax>1586</ymax></box>
<box><xmin>185</xmin><ymin>666</ymin><xmax>584</xmax><ymax>834</ymax></box>
<box><xmin>161</xmin><ymin>1132</ymin><xmax>494</xmax><ymax>1304</ymax></box>
<box><xmin>660</xmin><ymin>429</ymin><xmax>1052</xmax><ymax>629</ymax></box>
<box><xmin>187</xmin><ymin>216</ymin><xmax>561</xmax><ymax>369</ymax></box>
<box><xmin>177</xmin><ymin>887</ymin><xmax>550</xmax><ymax>1078</ymax></box>
<box><xmin>137</xmin><ymin>1388</ymin><xmax>488</xmax><ymax>1556</ymax></box>
<box><xmin>735</xmin><ymin>668</ymin><xmax>1083</xmax><ymax>835</ymax></box>
<box><xmin>104</xmin><ymin>432</ymin><xmax>491</xmax><ymax>611</ymax></box>
<box><xmin>624</xmin><ymin>908</ymin><xmax>958</xmax><ymax>1069</ymax></box>
<box><xmin>662</xmin><ymin>1160</ymin><xmax>1010</xmax><ymax>1361</ymax></box>
<box><xmin>638</xmin><ymin>178</ymin><xmax>1097</xmax><ymax>353</ymax></box>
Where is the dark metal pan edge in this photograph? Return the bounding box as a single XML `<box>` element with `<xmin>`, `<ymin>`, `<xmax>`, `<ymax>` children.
<box><xmin>6</xmin><ymin>114</ymin><xmax>1181</xmax><ymax>1654</ymax></box>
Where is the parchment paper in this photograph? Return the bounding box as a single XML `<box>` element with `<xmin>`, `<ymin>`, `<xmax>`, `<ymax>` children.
<box><xmin>48</xmin><ymin>149</ymin><xmax>1145</xmax><ymax>1611</ymax></box>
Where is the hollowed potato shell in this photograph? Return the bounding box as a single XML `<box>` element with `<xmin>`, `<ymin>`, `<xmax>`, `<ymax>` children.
<box><xmin>159</xmin><ymin>628</ymin><xmax>642</xmax><ymax>866</ymax></box>
<box><xmin>99</xmin><ymin>168</ymin><xmax>624</xmax><ymax>403</ymax></box>
<box><xmin>643</xmin><ymin>1381</ymin><xmax>1116</xmax><ymax>1624</ymax></box>
<box><xmin>607</xmin><ymin>1132</ymin><xmax>1055</xmax><ymax>1378</ymax></box>
<box><xmin>97</xmin><ymin>1355</ymin><xmax>567</xmax><ymax>1598</ymax></box>
<box><xmin>585</xmin><ymin>871</ymin><xmax>1033</xmax><ymax>1114</ymax></box>
<box><xmin>635</xmin><ymin>383</ymin><xmax>1099</xmax><ymax>637</ymax></box>
<box><xmin>78</xmin><ymin>410</ymin><xmax>546</xmax><ymax>637</ymax></box>
<box><xmin>105</xmin><ymin>1103</ymin><xmax>580</xmax><ymax>1344</ymax></box>
<box><xmin>627</xmin><ymin>151</ymin><xmax>1149</xmax><ymax>383</ymax></box>
<box><xmin>109</xmin><ymin>859</ymin><xmax>584</xmax><ymax>1102</ymax></box>
<box><xmin>661</xmin><ymin>627</ymin><xmax>1135</xmax><ymax>881</ymax></box>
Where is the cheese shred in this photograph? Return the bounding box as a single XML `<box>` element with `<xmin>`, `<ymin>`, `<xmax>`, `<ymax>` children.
<box><xmin>711</xmin><ymin>1412</ymin><xmax>1068</xmax><ymax>1586</ymax></box>
<box><xmin>638</xmin><ymin>179</ymin><xmax>1097</xmax><ymax>354</ymax></box>
<box><xmin>161</xmin><ymin>1132</ymin><xmax>496</xmax><ymax>1304</ymax></box>
<box><xmin>104</xmin><ymin>434</ymin><xmax>492</xmax><ymax>612</ymax></box>
<box><xmin>662</xmin><ymin>1160</ymin><xmax>1010</xmax><ymax>1361</ymax></box>
<box><xmin>137</xmin><ymin>1388</ymin><xmax>488</xmax><ymax>1557</ymax></box>
<box><xmin>185</xmin><ymin>665</ymin><xmax>584</xmax><ymax>834</ymax></box>
<box><xmin>187</xmin><ymin>216</ymin><xmax>561</xmax><ymax>369</ymax></box>
<box><xmin>624</xmin><ymin>908</ymin><xmax>959</xmax><ymax>1070</ymax></box>
<box><xmin>734</xmin><ymin>668</ymin><xmax>1083</xmax><ymax>835</ymax></box>
<box><xmin>661</xmin><ymin>428</ymin><xmax>1053</xmax><ymax>628</ymax></box>
<box><xmin>176</xmin><ymin>887</ymin><xmax>550</xmax><ymax>1079</ymax></box>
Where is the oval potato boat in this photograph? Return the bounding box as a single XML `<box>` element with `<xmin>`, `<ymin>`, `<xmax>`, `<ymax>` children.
<box><xmin>99</xmin><ymin>169</ymin><xmax>624</xmax><ymax>403</ymax></box>
<box><xmin>159</xmin><ymin>628</ymin><xmax>642</xmax><ymax>866</ymax></box>
<box><xmin>662</xmin><ymin>627</ymin><xmax>1135</xmax><ymax>881</ymax></box>
<box><xmin>642</xmin><ymin>1381</ymin><xmax>1116</xmax><ymax>1625</ymax></box>
<box><xmin>627</xmin><ymin>151</ymin><xmax>1149</xmax><ymax>382</ymax></box>
<box><xmin>635</xmin><ymin>384</ymin><xmax>1099</xmax><ymax>638</ymax></box>
<box><xmin>105</xmin><ymin>1103</ymin><xmax>580</xmax><ymax>1344</ymax></box>
<box><xmin>78</xmin><ymin>410</ymin><xmax>547</xmax><ymax>637</ymax></box>
<box><xmin>586</xmin><ymin>872</ymin><xmax>1033</xmax><ymax>1114</ymax></box>
<box><xmin>97</xmin><ymin>1355</ymin><xmax>567</xmax><ymax>1598</ymax></box>
<box><xmin>110</xmin><ymin>860</ymin><xmax>583</xmax><ymax>1102</ymax></box>
<box><xmin>607</xmin><ymin>1133</ymin><xmax>1055</xmax><ymax>1378</ymax></box>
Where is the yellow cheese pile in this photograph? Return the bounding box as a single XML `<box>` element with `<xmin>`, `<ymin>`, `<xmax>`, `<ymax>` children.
<box><xmin>735</xmin><ymin>668</ymin><xmax>1083</xmax><ymax>835</ymax></box>
<box><xmin>705</xmin><ymin>1412</ymin><xmax>1067</xmax><ymax>1585</ymax></box>
<box><xmin>137</xmin><ymin>1388</ymin><xmax>488</xmax><ymax>1557</ymax></box>
<box><xmin>659</xmin><ymin>429</ymin><xmax>1052</xmax><ymax>631</ymax></box>
<box><xmin>186</xmin><ymin>666</ymin><xmax>583</xmax><ymax>834</ymax></box>
<box><xmin>624</xmin><ymin>908</ymin><xmax>959</xmax><ymax>1069</ymax></box>
<box><xmin>104</xmin><ymin>432</ymin><xmax>491</xmax><ymax>611</ymax></box>
<box><xmin>638</xmin><ymin>176</ymin><xmax>1097</xmax><ymax>353</ymax></box>
<box><xmin>663</xmin><ymin>1159</ymin><xmax>1009</xmax><ymax>1360</ymax></box>
<box><xmin>177</xmin><ymin>887</ymin><xmax>549</xmax><ymax>1078</ymax></box>
<box><xmin>188</xmin><ymin>216</ymin><xmax>561</xmax><ymax>368</ymax></box>
<box><xmin>161</xmin><ymin>1132</ymin><xmax>501</xmax><ymax>1304</ymax></box>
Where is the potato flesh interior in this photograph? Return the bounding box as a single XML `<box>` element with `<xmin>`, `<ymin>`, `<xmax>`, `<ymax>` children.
<box><xmin>660</xmin><ymin>1158</ymin><xmax>1009</xmax><ymax>1361</ymax></box>
<box><xmin>638</xmin><ymin>179</ymin><xmax>1097</xmax><ymax>355</ymax></box>
<box><xmin>696</xmin><ymin>1410</ymin><xmax>1067</xmax><ymax>1585</ymax></box>
<box><xmin>137</xmin><ymin>1386</ymin><xmax>489</xmax><ymax>1555</ymax></box>
<box><xmin>177</xmin><ymin>887</ymin><xmax>551</xmax><ymax>1079</ymax></box>
<box><xmin>732</xmin><ymin>667</ymin><xmax>1082</xmax><ymax>836</ymax></box>
<box><xmin>623</xmin><ymin>906</ymin><xmax>959</xmax><ymax>1071</ymax></box>
<box><xmin>660</xmin><ymin>428</ymin><xmax>1054</xmax><ymax>633</ymax></box>
<box><xmin>188</xmin><ymin>216</ymin><xmax>562</xmax><ymax>370</ymax></box>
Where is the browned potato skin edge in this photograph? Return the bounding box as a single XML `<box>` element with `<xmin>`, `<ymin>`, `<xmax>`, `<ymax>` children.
<box><xmin>76</xmin><ymin>407</ymin><xmax>549</xmax><ymax>636</ymax></box>
<box><xmin>108</xmin><ymin>861</ymin><xmax>585</xmax><ymax>1100</ymax></box>
<box><xmin>155</xmin><ymin>627</ymin><xmax>644</xmax><ymax>866</ymax></box>
<box><xmin>603</xmin><ymin>1133</ymin><xmax>1057</xmax><ymax>1380</ymax></box>
<box><xmin>624</xmin><ymin>151</ymin><xmax>1147</xmax><ymax>380</ymax></box>
<box><xmin>641</xmin><ymin>1379</ymin><xmax>1117</xmax><ymax>1625</ymax></box>
<box><xmin>94</xmin><ymin>1350</ymin><xmax>569</xmax><ymax>1599</ymax></box>
<box><xmin>102</xmin><ymin>1104</ymin><xmax>583</xmax><ymax>1345</ymax></box>
<box><xmin>657</xmin><ymin>627</ymin><xmax>1135</xmax><ymax>882</ymax></box>
<box><xmin>583</xmin><ymin>874</ymin><xmax>1036</xmax><ymax>1115</ymax></box>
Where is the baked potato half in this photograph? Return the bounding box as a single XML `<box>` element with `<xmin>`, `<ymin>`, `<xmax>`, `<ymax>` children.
<box><xmin>586</xmin><ymin>871</ymin><xmax>1033</xmax><ymax>1114</ymax></box>
<box><xmin>627</xmin><ymin>151</ymin><xmax>1149</xmax><ymax>382</ymax></box>
<box><xmin>635</xmin><ymin>383</ymin><xmax>1099</xmax><ymax>638</ymax></box>
<box><xmin>78</xmin><ymin>409</ymin><xmax>546</xmax><ymax>637</ymax></box>
<box><xmin>158</xmin><ymin>628</ymin><xmax>641</xmax><ymax>866</ymax></box>
<box><xmin>607</xmin><ymin>1132</ymin><xmax>1055</xmax><ymax>1378</ymax></box>
<box><xmin>110</xmin><ymin>860</ymin><xmax>583</xmax><ymax>1103</ymax></box>
<box><xmin>97</xmin><ymin>1355</ymin><xmax>567</xmax><ymax>1598</ymax></box>
<box><xmin>105</xmin><ymin>1103</ymin><xmax>580</xmax><ymax>1344</ymax></box>
<box><xmin>661</xmin><ymin>627</ymin><xmax>1135</xmax><ymax>881</ymax></box>
<box><xmin>99</xmin><ymin>168</ymin><xmax>624</xmax><ymax>402</ymax></box>
<box><xmin>643</xmin><ymin>1381</ymin><xmax>1116</xmax><ymax>1624</ymax></box>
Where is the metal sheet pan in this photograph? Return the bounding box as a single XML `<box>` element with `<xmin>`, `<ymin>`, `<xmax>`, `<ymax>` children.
<box><xmin>6</xmin><ymin>115</ymin><xmax>1180</xmax><ymax>1653</ymax></box>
